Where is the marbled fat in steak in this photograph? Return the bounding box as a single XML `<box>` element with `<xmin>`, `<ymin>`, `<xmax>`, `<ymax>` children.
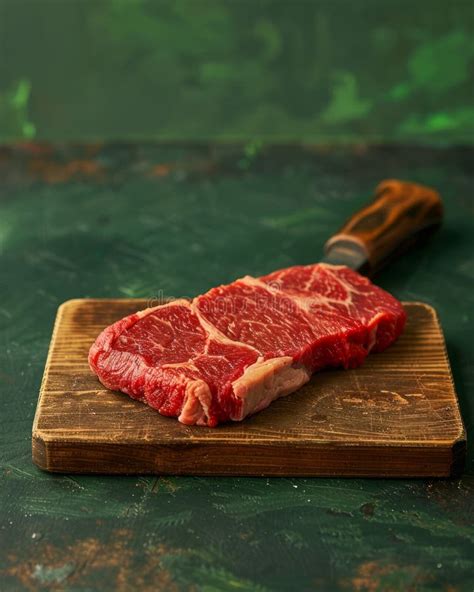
<box><xmin>89</xmin><ymin>264</ymin><xmax>406</xmax><ymax>426</ymax></box>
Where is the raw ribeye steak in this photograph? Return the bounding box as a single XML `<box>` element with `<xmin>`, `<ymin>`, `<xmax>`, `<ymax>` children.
<box><xmin>89</xmin><ymin>264</ymin><xmax>406</xmax><ymax>426</ymax></box>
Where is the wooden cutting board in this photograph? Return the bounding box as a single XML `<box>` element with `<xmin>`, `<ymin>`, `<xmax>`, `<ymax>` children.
<box><xmin>32</xmin><ymin>299</ymin><xmax>466</xmax><ymax>477</ymax></box>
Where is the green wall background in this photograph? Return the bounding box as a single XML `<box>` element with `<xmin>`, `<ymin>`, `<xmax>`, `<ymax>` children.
<box><xmin>0</xmin><ymin>0</ymin><xmax>473</xmax><ymax>143</ymax></box>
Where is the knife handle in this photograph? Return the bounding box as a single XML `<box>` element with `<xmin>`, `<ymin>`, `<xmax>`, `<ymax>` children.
<box><xmin>324</xmin><ymin>179</ymin><xmax>443</xmax><ymax>275</ymax></box>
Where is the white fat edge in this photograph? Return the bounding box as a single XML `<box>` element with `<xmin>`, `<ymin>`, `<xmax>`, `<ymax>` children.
<box><xmin>135</xmin><ymin>298</ymin><xmax>192</xmax><ymax>319</ymax></box>
<box><xmin>366</xmin><ymin>313</ymin><xmax>385</xmax><ymax>352</ymax></box>
<box><xmin>178</xmin><ymin>379</ymin><xmax>213</xmax><ymax>426</ymax></box>
<box><xmin>230</xmin><ymin>356</ymin><xmax>311</xmax><ymax>421</ymax></box>
<box><xmin>317</xmin><ymin>262</ymin><xmax>348</xmax><ymax>270</ymax></box>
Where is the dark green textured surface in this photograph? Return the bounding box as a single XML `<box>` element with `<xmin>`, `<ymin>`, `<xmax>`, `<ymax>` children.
<box><xmin>0</xmin><ymin>143</ymin><xmax>473</xmax><ymax>591</ymax></box>
<box><xmin>1</xmin><ymin>0</ymin><xmax>473</xmax><ymax>143</ymax></box>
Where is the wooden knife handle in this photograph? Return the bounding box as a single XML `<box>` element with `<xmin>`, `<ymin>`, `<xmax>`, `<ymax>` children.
<box><xmin>324</xmin><ymin>179</ymin><xmax>443</xmax><ymax>274</ymax></box>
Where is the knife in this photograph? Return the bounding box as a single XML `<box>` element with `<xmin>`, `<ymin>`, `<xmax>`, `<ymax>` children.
<box><xmin>322</xmin><ymin>179</ymin><xmax>443</xmax><ymax>275</ymax></box>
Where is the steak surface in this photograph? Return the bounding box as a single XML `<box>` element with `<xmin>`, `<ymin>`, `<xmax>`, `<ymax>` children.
<box><xmin>89</xmin><ymin>264</ymin><xmax>406</xmax><ymax>426</ymax></box>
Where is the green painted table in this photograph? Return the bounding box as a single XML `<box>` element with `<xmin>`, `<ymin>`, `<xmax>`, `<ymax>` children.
<box><xmin>1</xmin><ymin>143</ymin><xmax>473</xmax><ymax>591</ymax></box>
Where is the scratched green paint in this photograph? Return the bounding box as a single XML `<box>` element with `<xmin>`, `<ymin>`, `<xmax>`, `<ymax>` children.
<box><xmin>0</xmin><ymin>144</ymin><xmax>473</xmax><ymax>591</ymax></box>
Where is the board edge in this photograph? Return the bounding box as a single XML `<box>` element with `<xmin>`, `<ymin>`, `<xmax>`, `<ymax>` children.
<box><xmin>32</xmin><ymin>432</ymin><xmax>466</xmax><ymax>477</ymax></box>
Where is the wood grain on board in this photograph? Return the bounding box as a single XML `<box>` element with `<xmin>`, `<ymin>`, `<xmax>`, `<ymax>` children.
<box><xmin>32</xmin><ymin>299</ymin><xmax>466</xmax><ymax>477</ymax></box>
